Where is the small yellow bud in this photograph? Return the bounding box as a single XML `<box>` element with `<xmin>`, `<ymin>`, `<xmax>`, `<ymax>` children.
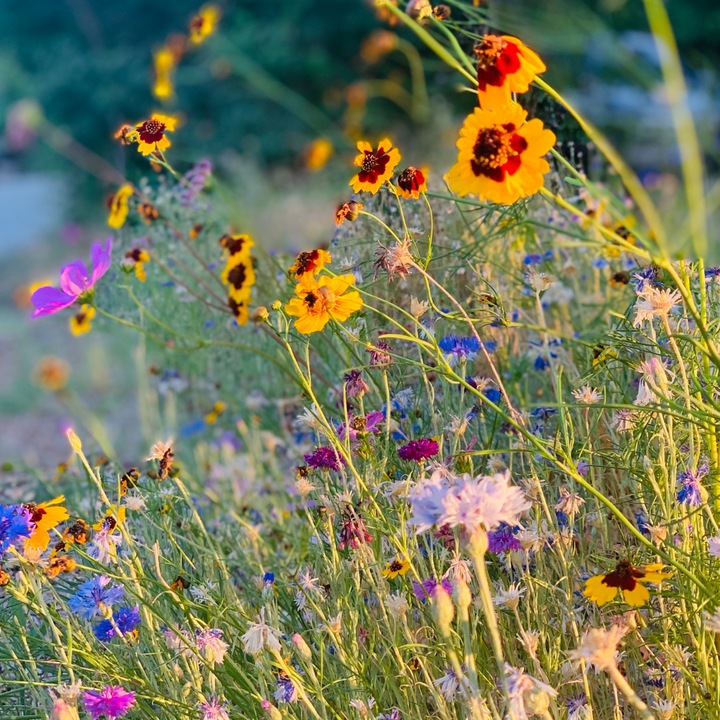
<box><xmin>252</xmin><ymin>306</ymin><xmax>269</xmax><ymax>322</ymax></box>
<box><xmin>66</xmin><ymin>429</ymin><xmax>82</xmax><ymax>453</ymax></box>
<box><xmin>271</xmin><ymin>300</ymin><xmax>282</xmax><ymax>311</ymax></box>
<box><xmin>454</xmin><ymin>580</ymin><xmax>472</xmax><ymax>621</ymax></box>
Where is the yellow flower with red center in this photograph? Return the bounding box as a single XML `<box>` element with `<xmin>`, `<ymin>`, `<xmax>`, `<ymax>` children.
<box><xmin>190</xmin><ymin>4</ymin><xmax>221</xmax><ymax>45</ymax></box>
<box><xmin>446</xmin><ymin>104</ymin><xmax>556</xmax><ymax>204</ymax></box>
<box><xmin>122</xmin><ymin>249</ymin><xmax>151</xmax><ymax>282</ymax></box>
<box><xmin>584</xmin><ymin>560</ymin><xmax>673</xmax><ymax>607</ymax></box>
<box><xmin>25</xmin><ymin>496</ymin><xmax>69</xmax><ymax>552</ymax></box>
<box><xmin>350</xmin><ymin>139</ymin><xmax>401</xmax><ymax>193</ymax></box>
<box><xmin>107</xmin><ymin>185</ymin><xmax>133</xmax><ymax>228</ymax></box>
<box><xmin>285</xmin><ymin>274</ymin><xmax>363</xmax><ymax>334</ymax></box>
<box><xmin>135</xmin><ymin>114</ymin><xmax>177</xmax><ymax>156</ymax></box>
<box><xmin>397</xmin><ymin>167</ymin><xmax>428</xmax><ymax>199</ymax></box>
<box><xmin>474</xmin><ymin>34</ymin><xmax>546</xmax><ymax>109</ymax></box>
<box><xmin>222</xmin><ymin>252</ymin><xmax>256</xmax><ymax>304</ymax></box>
<box><xmin>381</xmin><ymin>556</ymin><xmax>411</xmax><ymax>579</ymax></box>
<box><xmin>288</xmin><ymin>249</ymin><xmax>332</xmax><ymax>281</ymax></box>
<box><xmin>70</xmin><ymin>304</ymin><xmax>95</xmax><ymax>336</ymax></box>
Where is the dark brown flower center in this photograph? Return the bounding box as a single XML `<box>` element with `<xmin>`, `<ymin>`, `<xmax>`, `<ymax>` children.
<box><xmin>470</xmin><ymin>124</ymin><xmax>527</xmax><ymax>181</ymax></box>
<box><xmin>389</xmin><ymin>559</ymin><xmax>404</xmax><ymax>572</ymax></box>
<box><xmin>350</xmin><ymin>416</ymin><xmax>367</xmax><ymax>432</ymax></box>
<box><xmin>137</xmin><ymin>119</ymin><xmax>166</xmax><ymax>143</ymax></box>
<box><xmin>227</xmin><ymin>263</ymin><xmax>248</xmax><ymax>288</ymax></box>
<box><xmin>304</xmin><ymin>291</ymin><xmax>319</xmax><ymax>309</ymax></box>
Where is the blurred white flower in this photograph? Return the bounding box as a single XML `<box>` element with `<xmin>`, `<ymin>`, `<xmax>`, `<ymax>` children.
<box><xmin>572</xmin><ymin>385</ymin><xmax>602</xmax><ymax>404</ymax></box>
<box><xmin>241</xmin><ymin>608</ymin><xmax>282</xmax><ymax>655</ymax></box>
<box><xmin>569</xmin><ymin>625</ymin><xmax>627</xmax><ymax>671</ymax></box>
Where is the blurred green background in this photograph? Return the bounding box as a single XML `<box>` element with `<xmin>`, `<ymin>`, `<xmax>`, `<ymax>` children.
<box><xmin>0</xmin><ymin>0</ymin><xmax>717</xmax><ymax>471</ymax></box>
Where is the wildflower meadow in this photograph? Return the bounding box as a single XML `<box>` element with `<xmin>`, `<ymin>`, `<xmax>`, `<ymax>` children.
<box><xmin>3</xmin><ymin>2</ymin><xmax>720</xmax><ymax>720</ymax></box>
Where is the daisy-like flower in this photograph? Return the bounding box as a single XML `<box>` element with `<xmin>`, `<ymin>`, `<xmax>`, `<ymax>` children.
<box><xmin>584</xmin><ymin>560</ymin><xmax>673</xmax><ymax>607</ymax></box>
<box><xmin>135</xmin><ymin>114</ymin><xmax>177</xmax><ymax>156</ymax></box>
<box><xmin>707</xmin><ymin>536</ymin><xmax>720</xmax><ymax>557</ymax></box>
<box><xmin>0</xmin><ymin>504</ymin><xmax>34</xmax><ymax>558</ymax></box>
<box><xmin>68</xmin><ymin>575</ymin><xmax>125</xmax><ymax>619</ymax></box>
<box><xmin>222</xmin><ymin>250</ymin><xmax>256</xmax><ymax>305</ymax></box>
<box><xmin>336</xmin><ymin>200</ymin><xmax>364</xmax><ymax>226</ymax></box>
<box><xmin>569</xmin><ymin>625</ymin><xmax>627</xmax><ymax>672</ymax></box>
<box><xmin>107</xmin><ymin>185</ymin><xmax>133</xmax><ymax>229</ymax></box>
<box><xmin>350</xmin><ymin>138</ymin><xmax>401</xmax><ymax>193</ymax></box>
<box><xmin>190</xmin><ymin>4</ymin><xmax>220</xmax><ymax>44</ymax></box>
<box><xmin>196</xmin><ymin>627</ymin><xmax>229</xmax><ymax>665</ymax></box>
<box><xmin>572</xmin><ymin>385</ymin><xmax>602</xmax><ymax>404</ymax></box>
<box><xmin>82</xmin><ymin>686</ymin><xmax>135</xmax><ymax>720</ymax></box>
<box><xmin>94</xmin><ymin>606</ymin><xmax>141</xmax><ymax>642</ymax></box>
<box><xmin>381</xmin><ymin>556</ymin><xmax>411</xmax><ymax>579</ymax></box>
<box><xmin>288</xmin><ymin>249</ymin><xmax>332</xmax><ymax>281</ymax></box>
<box><xmin>240</xmin><ymin>608</ymin><xmax>282</xmax><ymax>655</ymax></box>
<box><xmin>397</xmin><ymin>167</ymin><xmax>427</xmax><ymax>199</ymax></box>
<box><xmin>69</xmin><ymin>304</ymin><xmax>96</xmax><ymax>335</ymax></box>
<box><xmin>285</xmin><ymin>274</ymin><xmax>363</xmax><ymax>334</ymax></box>
<box><xmin>474</xmin><ymin>35</ymin><xmax>546</xmax><ymax>108</ymax></box>
<box><xmin>199</xmin><ymin>696</ymin><xmax>230</xmax><ymax>720</ymax></box>
<box><xmin>120</xmin><ymin>248</ymin><xmax>151</xmax><ymax>283</ymax></box>
<box><xmin>447</xmin><ymin>104</ymin><xmax>555</xmax><ymax>204</ymax></box>
<box><xmin>633</xmin><ymin>286</ymin><xmax>682</xmax><ymax>327</ymax></box>
<box><xmin>31</xmin><ymin>239</ymin><xmax>112</xmax><ymax>317</ymax></box>
<box><xmin>24</xmin><ymin>497</ymin><xmax>69</xmax><ymax>552</ymax></box>
<box><xmin>492</xmin><ymin>583</ymin><xmax>525</xmax><ymax>610</ymax></box>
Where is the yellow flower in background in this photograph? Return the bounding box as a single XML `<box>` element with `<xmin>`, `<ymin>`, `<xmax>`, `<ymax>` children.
<box><xmin>222</xmin><ymin>252</ymin><xmax>256</xmax><ymax>304</ymax></box>
<box><xmin>153</xmin><ymin>46</ymin><xmax>176</xmax><ymax>100</ymax></box>
<box><xmin>107</xmin><ymin>185</ymin><xmax>133</xmax><ymax>228</ymax></box>
<box><xmin>135</xmin><ymin>114</ymin><xmax>177</xmax><ymax>156</ymax></box>
<box><xmin>25</xmin><ymin>496</ymin><xmax>69</xmax><ymax>551</ymax></box>
<box><xmin>382</xmin><ymin>556</ymin><xmax>411</xmax><ymax>579</ymax></box>
<box><xmin>285</xmin><ymin>274</ymin><xmax>363</xmax><ymax>334</ymax></box>
<box><xmin>219</xmin><ymin>233</ymin><xmax>254</xmax><ymax>259</ymax></box>
<box><xmin>584</xmin><ymin>561</ymin><xmax>673</xmax><ymax>607</ymax></box>
<box><xmin>350</xmin><ymin>139</ymin><xmax>401</xmax><ymax>193</ymax></box>
<box><xmin>205</xmin><ymin>401</ymin><xmax>226</xmax><ymax>424</ymax></box>
<box><xmin>93</xmin><ymin>505</ymin><xmax>126</xmax><ymax>530</ymax></box>
<box><xmin>304</xmin><ymin>137</ymin><xmax>334</xmax><ymax>171</ymax></box>
<box><xmin>190</xmin><ymin>4</ymin><xmax>221</xmax><ymax>45</ymax></box>
<box><xmin>447</xmin><ymin>103</ymin><xmax>555</xmax><ymax>205</ymax></box>
<box><xmin>70</xmin><ymin>305</ymin><xmax>95</xmax><ymax>336</ymax></box>
<box><xmin>32</xmin><ymin>356</ymin><xmax>71</xmax><ymax>392</ymax></box>
<box><xmin>229</xmin><ymin>298</ymin><xmax>250</xmax><ymax>326</ymax></box>
<box><xmin>122</xmin><ymin>249</ymin><xmax>151</xmax><ymax>282</ymax></box>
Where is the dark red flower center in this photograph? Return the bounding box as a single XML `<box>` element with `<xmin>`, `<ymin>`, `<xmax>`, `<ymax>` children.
<box><xmin>388</xmin><ymin>559</ymin><xmax>404</xmax><ymax>572</ymax></box>
<box><xmin>398</xmin><ymin>167</ymin><xmax>425</xmax><ymax>194</ymax></box>
<box><xmin>293</xmin><ymin>250</ymin><xmax>321</xmax><ymax>276</ymax></box>
<box><xmin>601</xmin><ymin>560</ymin><xmax>645</xmax><ymax>591</ymax></box>
<box><xmin>358</xmin><ymin>146</ymin><xmax>391</xmax><ymax>185</ymax></box>
<box><xmin>304</xmin><ymin>291</ymin><xmax>320</xmax><ymax>309</ymax></box>
<box><xmin>221</xmin><ymin>235</ymin><xmax>251</xmax><ymax>255</ymax></box>
<box><xmin>26</xmin><ymin>504</ymin><xmax>46</xmax><ymax>524</ymax></box>
<box><xmin>227</xmin><ymin>262</ymin><xmax>248</xmax><ymax>289</ymax></box>
<box><xmin>475</xmin><ymin>35</ymin><xmax>521</xmax><ymax>91</ymax></box>
<box><xmin>137</xmin><ymin>119</ymin><xmax>166</xmax><ymax>144</ymax></box>
<box><xmin>470</xmin><ymin>124</ymin><xmax>527</xmax><ymax>181</ymax></box>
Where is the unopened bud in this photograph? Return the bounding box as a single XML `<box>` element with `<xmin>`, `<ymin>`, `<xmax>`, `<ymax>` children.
<box><xmin>66</xmin><ymin>429</ymin><xmax>82</xmax><ymax>453</ymax></box>
<box><xmin>252</xmin><ymin>306</ymin><xmax>269</xmax><ymax>323</ymax></box>
<box><xmin>271</xmin><ymin>300</ymin><xmax>282</xmax><ymax>311</ymax></box>
<box><xmin>431</xmin><ymin>586</ymin><xmax>455</xmax><ymax>637</ymax></box>
<box><xmin>50</xmin><ymin>699</ymin><xmax>80</xmax><ymax>720</ymax></box>
<box><xmin>262</xmin><ymin>700</ymin><xmax>283</xmax><ymax>720</ymax></box>
<box><xmin>292</xmin><ymin>633</ymin><xmax>312</xmax><ymax>661</ymax></box>
<box><xmin>454</xmin><ymin>580</ymin><xmax>472</xmax><ymax>621</ymax></box>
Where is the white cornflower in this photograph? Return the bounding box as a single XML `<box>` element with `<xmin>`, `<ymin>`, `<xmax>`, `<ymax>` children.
<box><xmin>54</xmin><ymin>682</ymin><xmax>83</xmax><ymax>704</ymax></box>
<box><xmin>190</xmin><ymin>581</ymin><xmax>218</xmax><ymax>605</ymax></box>
<box><xmin>433</xmin><ymin>667</ymin><xmax>469</xmax><ymax>700</ymax></box>
<box><xmin>163</xmin><ymin>625</ymin><xmax>193</xmax><ymax>656</ymax></box>
<box><xmin>444</xmin><ymin>556</ymin><xmax>472</xmax><ymax>584</ymax></box>
<box><xmin>525</xmin><ymin>267</ymin><xmax>555</xmax><ymax>293</ymax></box>
<box><xmin>295</xmin><ymin>477</ymin><xmax>317</xmax><ymax>496</ymax></box>
<box><xmin>708</xmin><ymin>536</ymin><xmax>720</xmax><ymax>557</ymax></box>
<box><xmin>647</xmin><ymin>523</ymin><xmax>668</xmax><ymax>547</ymax></box>
<box><xmin>555</xmin><ymin>487</ymin><xmax>585</xmax><ymax>515</ymax></box>
<box><xmin>633</xmin><ymin>286</ymin><xmax>682</xmax><ymax>327</ymax></box>
<box><xmin>349</xmin><ymin>699</ymin><xmax>376</xmax><ymax>718</ymax></box>
<box><xmin>569</xmin><ymin>625</ymin><xmax>627</xmax><ymax>671</ymax></box>
<box><xmin>296</xmin><ymin>404</ymin><xmax>324</xmax><ymax>431</ymax></box>
<box><xmin>240</xmin><ymin>608</ymin><xmax>282</xmax><ymax>655</ymax></box>
<box><xmin>704</xmin><ymin>608</ymin><xmax>720</xmax><ymax>633</ymax></box>
<box><xmin>385</xmin><ymin>592</ymin><xmax>409</xmax><ymax>618</ymax></box>
<box><xmin>634</xmin><ymin>380</ymin><xmax>657</xmax><ymax>407</ymax></box>
<box><xmin>493</xmin><ymin>583</ymin><xmax>525</xmax><ymax>611</ymax></box>
<box><xmin>123</xmin><ymin>495</ymin><xmax>146</xmax><ymax>511</ymax></box>
<box><xmin>653</xmin><ymin>698</ymin><xmax>676</xmax><ymax>720</ymax></box>
<box><xmin>542</xmin><ymin>280</ymin><xmax>574</xmax><ymax>305</ymax></box>
<box><xmin>572</xmin><ymin>385</ymin><xmax>602</xmax><ymax>404</ymax></box>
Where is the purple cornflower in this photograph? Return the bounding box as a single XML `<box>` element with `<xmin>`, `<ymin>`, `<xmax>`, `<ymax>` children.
<box><xmin>178</xmin><ymin>160</ymin><xmax>212</xmax><ymax>206</ymax></box>
<box><xmin>438</xmin><ymin>335</ymin><xmax>480</xmax><ymax>366</ymax></box>
<box><xmin>398</xmin><ymin>438</ymin><xmax>439</xmax><ymax>462</ymax></box>
<box><xmin>377</xmin><ymin>711</ymin><xmax>401</xmax><ymax>720</ymax></box>
<box><xmin>274</xmin><ymin>674</ymin><xmax>298</xmax><ymax>704</ymax></box>
<box><xmin>366</xmin><ymin>339</ymin><xmax>393</xmax><ymax>367</ymax></box>
<box><xmin>487</xmin><ymin>525</ymin><xmax>522</xmax><ymax>554</ymax></box>
<box><xmin>304</xmin><ymin>446</ymin><xmax>345</xmax><ymax>472</ymax></box>
<box><xmin>199</xmin><ymin>697</ymin><xmax>230</xmax><ymax>720</ymax></box>
<box><xmin>82</xmin><ymin>686</ymin><xmax>135</xmax><ymax>720</ymax></box>
<box><xmin>68</xmin><ymin>575</ymin><xmax>125</xmax><ymax>619</ymax></box>
<box><xmin>412</xmin><ymin>577</ymin><xmax>453</xmax><ymax>603</ymax></box>
<box><xmin>344</xmin><ymin>370</ymin><xmax>370</xmax><ymax>398</ymax></box>
<box><xmin>31</xmin><ymin>239</ymin><xmax>112</xmax><ymax>317</ymax></box>
<box><xmin>93</xmin><ymin>605</ymin><xmax>141</xmax><ymax>642</ymax></box>
<box><xmin>631</xmin><ymin>266</ymin><xmax>658</xmax><ymax>293</ymax></box>
<box><xmin>338</xmin><ymin>411</ymin><xmax>384</xmax><ymax>443</ymax></box>
<box><xmin>677</xmin><ymin>464</ymin><xmax>709</xmax><ymax>506</ymax></box>
<box><xmin>0</xmin><ymin>504</ymin><xmax>34</xmax><ymax>558</ymax></box>
<box><xmin>196</xmin><ymin>627</ymin><xmax>229</xmax><ymax>665</ymax></box>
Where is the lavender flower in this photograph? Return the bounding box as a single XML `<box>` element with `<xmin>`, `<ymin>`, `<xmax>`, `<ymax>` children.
<box><xmin>68</xmin><ymin>576</ymin><xmax>125</xmax><ymax>619</ymax></box>
<box><xmin>274</xmin><ymin>674</ymin><xmax>298</xmax><ymax>704</ymax></box>
<box><xmin>199</xmin><ymin>697</ymin><xmax>230</xmax><ymax>720</ymax></box>
<box><xmin>412</xmin><ymin>577</ymin><xmax>452</xmax><ymax>602</ymax></box>
<box><xmin>196</xmin><ymin>627</ymin><xmax>229</xmax><ymax>665</ymax></box>
<box><xmin>82</xmin><ymin>686</ymin><xmax>135</xmax><ymax>720</ymax></box>
<box><xmin>398</xmin><ymin>438</ymin><xmax>439</xmax><ymax>462</ymax></box>
<box><xmin>487</xmin><ymin>524</ymin><xmax>522</xmax><ymax>554</ymax></box>
<box><xmin>304</xmin><ymin>446</ymin><xmax>345</xmax><ymax>471</ymax></box>
<box><xmin>178</xmin><ymin>160</ymin><xmax>212</xmax><ymax>206</ymax></box>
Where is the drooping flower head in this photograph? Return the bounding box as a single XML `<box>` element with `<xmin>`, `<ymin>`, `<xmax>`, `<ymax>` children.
<box><xmin>584</xmin><ymin>560</ymin><xmax>673</xmax><ymax>607</ymax></box>
<box><xmin>240</xmin><ymin>607</ymin><xmax>282</xmax><ymax>655</ymax></box>
<box><xmin>398</xmin><ymin>438</ymin><xmax>439</xmax><ymax>462</ymax></box>
<box><xmin>24</xmin><ymin>496</ymin><xmax>69</xmax><ymax>551</ymax></box>
<box><xmin>68</xmin><ymin>575</ymin><xmax>125</xmax><ymax>619</ymax></box>
<box><xmin>285</xmin><ymin>274</ymin><xmax>363</xmax><ymax>334</ymax></box>
<box><xmin>135</xmin><ymin>114</ymin><xmax>177</xmax><ymax>156</ymax></box>
<box><xmin>474</xmin><ymin>35</ymin><xmax>546</xmax><ymax>108</ymax></box>
<box><xmin>288</xmin><ymin>249</ymin><xmax>331</xmax><ymax>281</ymax></box>
<box><xmin>31</xmin><ymin>239</ymin><xmax>112</xmax><ymax>317</ymax></box>
<box><xmin>350</xmin><ymin>139</ymin><xmax>401</xmax><ymax>193</ymax></box>
<box><xmin>446</xmin><ymin>104</ymin><xmax>555</xmax><ymax>204</ymax></box>
<box><xmin>336</xmin><ymin>200</ymin><xmax>363</xmax><ymax>226</ymax></box>
<box><xmin>82</xmin><ymin>686</ymin><xmax>136</xmax><ymax>720</ymax></box>
<box><xmin>0</xmin><ymin>504</ymin><xmax>34</xmax><ymax>559</ymax></box>
<box><xmin>397</xmin><ymin>167</ymin><xmax>427</xmax><ymax>199</ymax></box>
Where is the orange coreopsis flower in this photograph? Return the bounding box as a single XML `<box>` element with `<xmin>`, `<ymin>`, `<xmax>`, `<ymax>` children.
<box><xmin>25</xmin><ymin>496</ymin><xmax>69</xmax><ymax>551</ymax></box>
<box><xmin>446</xmin><ymin>104</ymin><xmax>555</xmax><ymax>205</ymax></box>
<box><xmin>288</xmin><ymin>249</ymin><xmax>332</xmax><ymax>281</ymax></box>
<box><xmin>135</xmin><ymin>114</ymin><xmax>177</xmax><ymax>156</ymax></box>
<box><xmin>584</xmin><ymin>561</ymin><xmax>673</xmax><ymax>607</ymax></box>
<box><xmin>397</xmin><ymin>167</ymin><xmax>427</xmax><ymax>199</ymax></box>
<box><xmin>285</xmin><ymin>275</ymin><xmax>363</xmax><ymax>334</ymax></box>
<box><xmin>350</xmin><ymin>139</ymin><xmax>401</xmax><ymax>193</ymax></box>
<box><xmin>474</xmin><ymin>35</ymin><xmax>545</xmax><ymax>109</ymax></box>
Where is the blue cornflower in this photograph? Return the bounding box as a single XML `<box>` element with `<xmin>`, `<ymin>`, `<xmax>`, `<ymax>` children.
<box><xmin>523</xmin><ymin>253</ymin><xmax>543</xmax><ymax>265</ymax></box>
<box><xmin>591</xmin><ymin>257</ymin><xmax>609</xmax><ymax>270</ymax></box>
<box><xmin>705</xmin><ymin>266</ymin><xmax>720</xmax><ymax>281</ymax></box>
<box><xmin>263</xmin><ymin>572</ymin><xmax>275</xmax><ymax>586</ymax></box>
<box><xmin>438</xmin><ymin>335</ymin><xmax>481</xmax><ymax>365</ymax></box>
<box><xmin>631</xmin><ymin>266</ymin><xmax>658</xmax><ymax>292</ymax></box>
<box><xmin>68</xmin><ymin>576</ymin><xmax>125</xmax><ymax>619</ymax></box>
<box><xmin>677</xmin><ymin>464</ymin><xmax>709</xmax><ymax>506</ymax></box>
<box><xmin>0</xmin><ymin>504</ymin><xmax>34</xmax><ymax>558</ymax></box>
<box><xmin>273</xmin><ymin>674</ymin><xmax>298</xmax><ymax>704</ymax></box>
<box><xmin>93</xmin><ymin>606</ymin><xmax>141</xmax><ymax>642</ymax></box>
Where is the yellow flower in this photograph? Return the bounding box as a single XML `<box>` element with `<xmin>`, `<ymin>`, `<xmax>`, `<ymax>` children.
<box><xmin>382</xmin><ymin>556</ymin><xmax>411</xmax><ymax>579</ymax></box>
<box><xmin>93</xmin><ymin>505</ymin><xmax>126</xmax><ymax>530</ymax></box>
<box><xmin>25</xmin><ymin>496</ymin><xmax>69</xmax><ymax>551</ymax></box>
<box><xmin>397</xmin><ymin>166</ymin><xmax>428</xmax><ymax>200</ymax></box>
<box><xmin>304</xmin><ymin>137</ymin><xmax>334</xmax><ymax>171</ymax></box>
<box><xmin>153</xmin><ymin>47</ymin><xmax>176</xmax><ymax>100</ymax></box>
<box><xmin>219</xmin><ymin>233</ymin><xmax>254</xmax><ymax>259</ymax></box>
<box><xmin>446</xmin><ymin>104</ymin><xmax>555</xmax><ymax>205</ymax></box>
<box><xmin>135</xmin><ymin>114</ymin><xmax>177</xmax><ymax>156</ymax></box>
<box><xmin>288</xmin><ymin>249</ymin><xmax>332</xmax><ymax>281</ymax></box>
<box><xmin>32</xmin><ymin>356</ymin><xmax>71</xmax><ymax>392</ymax></box>
<box><xmin>584</xmin><ymin>561</ymin><xmax>673</xmax><ymax>607</ymax></box>
<box><xmin>474</xmin><ymin>34</ymin><xmax>546</xmax><ymax>109</ymax></box>
<box><xmin>229</xmin><ymin>298</ymin><xmax>250</xmax><ymax>326</ymax></box>
<box><xmin>285</xmin><ymin>274</ymin><xmax>363</xmax><ymax>334</ymax></box>
<box><xmin>190</xmin><ymin>4</ymin><xmax>221</xmax><ymax>44</ymax></box>
<box><xmin>122</xmin><ymin>249</ymin><xmax>151</xmax><ymax>282</ymax></box>
<box><xmin>205</xmin><ymin>401</ymin><xmax>227</xmax><ymax>424</ymax></box>
<box><xmin>350</xmin><ymin>139</ymin><xmax>401</xmax><ymax>193</ymax></box>
<box><xmin>221</xmin><ymin>252</ymin><xmax>256</xmax><ymax>304</ymax></box>
<box><xmin>107</xmin><ymin>185</ymin><xmax>133</xmax><ymax>228</ymax></box>
<box><xmin>70</xmin><ymin>305</ymin><xmax>95</xmax><ymax>336</ymax></box>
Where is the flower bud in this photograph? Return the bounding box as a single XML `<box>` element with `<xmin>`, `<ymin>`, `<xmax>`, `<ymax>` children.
<box><xmin>271</xmin><ymin>300</ymin><xmax>282</xmax><ymax>311</ymax></box>
<box><xmin>50</xmin><ymin>699</ymin><xmax>80</xmax><ymax>720</ymax></box>
<box><xmin>292</xmin><ymin>633</ymin><xmax>312</xmax><ymax>661</ymax></box>
<box><xmin>453</xmin><ymin>580</ymin><xmax>472</xmax><ymax>621</ymax></box>
<box><xmin>431</xmin><ymin>586</ymin><xmax>454</xmax><ymax>637</ymax></box>
<box><xmin>262</xmin><ymin>700</ymin><xmax>283</xmax><ymax>720</ymax></box>
<box><xmin>66</xmin><ymin>429</ymin><xmax>82</xmax><ymax>453</ymax></box>
<box><xmin>252</xmin><ymin>306</ymin><xmax>269</xmax><ymax>323</ymax></box>
<box><xmin>524</xmin><ymin>685</ymin><xmax>552</xmax><ymax>716</ymax></box>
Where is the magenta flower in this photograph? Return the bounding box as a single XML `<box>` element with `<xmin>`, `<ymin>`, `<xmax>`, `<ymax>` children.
<box><xmin>398</xmin><ymin>438</ymin><xmax>439</xmax><ymax>462</ymax></box>
<box><xmin>82</xmin><ymin>685</ymin><xmax>135</xmax><ymax>720</ymax></box>
<box><xmin>304</xmin><ymin>446</ymin><xmax>345</xmax><ymax>472</ymax></box>
<box><xmin>31</xmin><ymin>238</ymin><xmax>112</xmax><ymax>317</ymax></box>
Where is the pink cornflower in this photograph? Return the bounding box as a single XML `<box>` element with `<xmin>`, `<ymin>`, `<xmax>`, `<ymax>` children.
<box><xmin>304</xmin><ymin>446</ymin><xmax>345</xmax><ymax>471</ymax></box>
<box><xmin>82</xmin><ymin>685</ymin><xmax>135</xmax><ymax>720</ymax></box>
<box><xmin>31</xmin><ymin>239</ymin><xmax>112</xmax><ymax>317</ymax></box>
<box><xmin>398</xmin><ymin>438</ymin><xmax>439</xmax><ymax>462</ymax></box>
<box><xmin>199</xmin><ymin>696</ymin><xmax>230</xmax><ymax>720</ymax></box>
